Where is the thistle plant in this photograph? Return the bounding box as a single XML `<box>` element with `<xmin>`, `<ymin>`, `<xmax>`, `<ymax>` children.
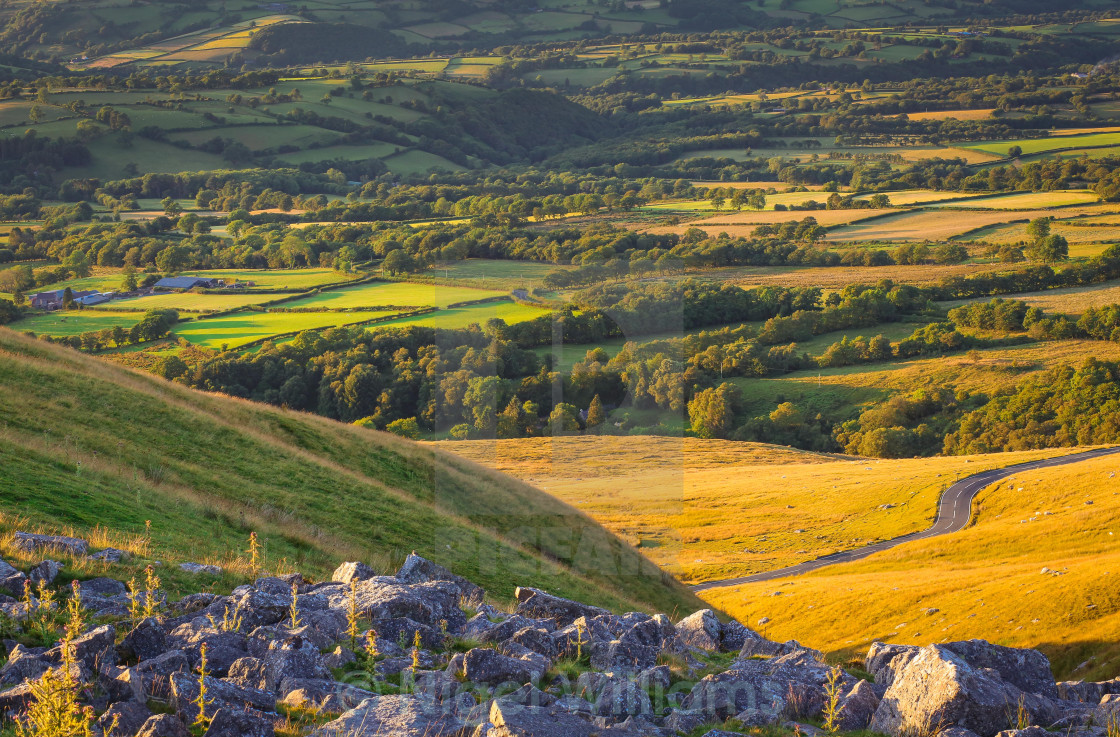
<box><xmin>822</xmin><ymin>666</ymin><xmax>846</xmax><ymax>733</ymax></box>
<box><xmin>126</xmin><ymin>577</ymin><xmax>140</xmax><ymax>624</ymax></box>
<box><xmin>141</xmin><ymin>565</ymin><xmax>161</xmax><ymax>621</ymax></box>
<box><xmin>345</xmin><ymin>579</ymin><xmax>360</xmax><ymax>647</ymax></box>
<box><xmin>364</xmin><ymin>629</ymin><xmax>378</xmax><ymax>661</ymax></box>
<box><xmin>411</xmin><ymin>629</ymin><xmax>422</xmax><ymax>668</ymax></box>
<box><xmin>206</xmin><ymin>603</ymin><xmax>243</xmax><ymax>633</ymax></box>
<box><xmin>248</xmin><ymin>532</ymin><xmax>261</xmax><ymax>577</ymax></box>
<box><xmin>15</xmin><ymin>582</ymin><xmax>92</xmax><ymax>737</ymax></box>
<box><xmin>288</xmin><ymin>581</ymin><xmax>301</xmax><ymax>630</ymax></box>
<box><xmin>192</xmin><ymin>643</ymin><xmax>213</xmax><ymax>732</ymax></box>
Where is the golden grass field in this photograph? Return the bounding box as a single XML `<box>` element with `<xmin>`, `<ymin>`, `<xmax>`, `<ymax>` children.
<box><xmin>698</xmin><ymin>262</ymin><xmax>1011</xmax><ymax>289</ymax></box>
<box><xmin>945</xmin><ymin>281</ymin><xmax>1120</xmax><ymax>314</ymax></box>
<box><xmin>783</xmin><ymin>339</ymin><xmax>1120</xmax><ymax>396</ymax></box>
<box><xmin>826</xmin><ymin>207</ymin><xmax>1114</xmax><ymax>242</ymax></box>
<box><xmin>435</xmin><ymin>437</ymin><xmax>1071</xmax><ymax>585</ymax></box>
<box><xmin>933</xmin><ymin>191</ymin><xmax>1103</xmax><ymax>210</ymax></box>
<box><xmin>905</xmin><ymin>108</ymin><xmax>995</xmax><ymax>121</ymax></box>
<box><xmin>878</xmin><ymin>190</ymin><xmax>989</xmax><ymax>206</ymax></box>
<box><xmin>702</xmin><ymin>451</ymin><xmax>1120</xmax><ymax>681</ymax></box>
<box><xmin>439</xmin><ymin>434</ymin><xmax>1120</xmax><ymax>680</ymax></box>
<box><xmin>643</xmin><ymin>208</ymin><xmax>892</xmax><ymax>236</ymax></box>
<box><xmin>963</xmin><ymin>220</ymin><xmax>1120</xmax><ymax>246</ymax></box>
<box><xmin>690</xmin><ymin>181</ymin><xmax>826</xmax><ymax>191</ymax></box>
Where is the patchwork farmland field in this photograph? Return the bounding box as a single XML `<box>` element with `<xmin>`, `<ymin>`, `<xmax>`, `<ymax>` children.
<box><xmin>960</xmin><ymin>131</ymin><xmax>1120</xmax><ymax>157</ymax></box>
<box><xmin>177</xmin><ymin>269</ymin><xmax>359</xmax><ymax>290</ymax></box>
<box><xmin>945</xmin><ymin>282</ymin><xmax>1120</xmax><ymax>314</ymax></box>
<box><xmin>104</xmin><ymin>292</ymin><xmax>271</xmax><ymax>313</ymax></box>
<box><xmin>931</xmin><ymin>191</ymin><xmax>1103</xmax><ymax>209</ymax></box>
<box><xmin>277</xmin><ymin>281</ymin><xmax>508</xmax><ymax>310</ymax></box>
<box><xmin>172</xmin><ymin>310</ymin><xmax>403</xmax><ymax>349</ymax></box>
<box><xmin>825</xmin><ymin>207</ymin><xmax>1116</xmax><ymax>242</ymax></box>
<box><xmin>12</xmin><ymin>311</ymin><xmax>144</xmax><ymax>337</ymax></box>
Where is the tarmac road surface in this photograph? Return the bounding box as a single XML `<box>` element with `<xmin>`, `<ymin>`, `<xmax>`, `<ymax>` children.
<box><xmin>691</xmin><ymin>446</ymin><xmax>1120</xmax><ymax>592</ymax></box>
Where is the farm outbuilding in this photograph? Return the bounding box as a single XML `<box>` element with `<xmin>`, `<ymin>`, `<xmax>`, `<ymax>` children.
<box><xmin>154</xmin><ymin>276</ymin><xmax>218</xmax><ymax>291</ymax></box>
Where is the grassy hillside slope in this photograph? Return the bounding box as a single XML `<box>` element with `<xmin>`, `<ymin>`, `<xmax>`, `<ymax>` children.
<box><xmin>702</xmin><ymin>451</ymin><xmax>1120</xmax><ymax>681</ymax></box>
<box><xmin>0</xmin><ymin>328</ymin><xmax>703</xmax><ymax>615</ymax></box>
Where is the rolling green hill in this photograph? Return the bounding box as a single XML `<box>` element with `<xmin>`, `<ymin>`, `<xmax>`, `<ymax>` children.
<box><xmin>0</xmin><ymin>327</ymin><xmax>702</xmax><ymax>614</ymax></box>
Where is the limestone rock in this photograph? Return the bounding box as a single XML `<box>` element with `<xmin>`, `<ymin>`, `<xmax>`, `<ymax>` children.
<box><xmin>202</xmin><ymin>707</ymin><xmax>275</xmax><ymax>737</ymax></box>
<box><xmin>866</xmin><ymin>642</ymin><xmax>920</xmax><ymax>690</ymax></box>
<box><xmin>870</xmin><ymin>645</ymin><xmax>1058</xmax><ymax>737</ymax></box>
<box><xmin>263</xmin><ymin>635</ymin><xmax>332</xmax><ymax>692</ymax></box>
<box><xmin>310</xmin><ymin>695</ymin><xmax>466</xmax><ymax>737</ymax></box>
<box><xmin>96</xmin><ymin>700</ymin><xmax>153</xmax><ymax>737</ymax></box>
<box><xmin>119</xmin><ymin>617</ymin><xmax>168</xmax><ymax>662</ymax></box>
<box><xmin>396</xmin><ymin>552</ymin><xmax>484</xmax><ymax>604</ymax></box>
<box><xmin>486</xmin><ymin>699</ymin><xmax>597</xmax><ymax>737</ymax></box>
<box><xmin>513</xmin><ymin>587</ymin><xmax>609</xmax><ymax>627</ymax></box>
<box><xmin>12</xmin><ymin>532</ymin><xmax>88</xmax><ymax>557</ymax></box>
<box><xmin>88</xmin><ymin>548</ymin><xmax>126</xmax><ymax>564</ymax></box>
<box><xmin>327</xmin><ymin>578</ymin><xmax>466</xmax><ymax>632</ymax></box>
<box><xmin>135</xmin><ymin>714</ymin><xmax>192</xmax><ymax>737</ymax></box>
<box><xmin>677</xmin><ymin>609</ymin><xmax>723</xmax><ymax>652</ymax></box>
<box><xmin>169</xmin><ymin>671</ymin><xmax>275</xmax><ymax>724</ymax></box>
<box><xmin>180</xmin><ymin>563</ymin><xmax>222</xmax><ymax>576</ymax></box>
<box><xmin>330</xmin><ymin>561</ymin><xmax>377</xmax><ymax>585</ymax></box>
<box><xmin>226</xmin><ymin>657</ymin><xmax>268</xmax><ymax>691</ymax></box>
<box><xmin>0</xmin><ymin>560</ymin><xmax>28</xmax><ymax>598</ymax></box>
<box><xmin>839</xmin><ymin>679</ymin><xmax>881</xmax><ymax>731</ymax></box>
<box><xmin>463</xmin><ymin>647</ymin><xmax>545</xmax><ymax>687</ymax></box>
<box><xmin>29</xmin><ymin>560</ymin><xmax>61</xmax><ymax>586</ymax></box>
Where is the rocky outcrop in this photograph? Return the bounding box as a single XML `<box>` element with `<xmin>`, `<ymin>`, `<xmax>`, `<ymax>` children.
<box><xmin>0</xmin><ymin>540</ymin><xmax>1103</xmax><ymax>737</ymax></box>
<box><xmin>681</xmin><ymin>649</ymin><xmax>848</xmax><ymax>723</ymax></box>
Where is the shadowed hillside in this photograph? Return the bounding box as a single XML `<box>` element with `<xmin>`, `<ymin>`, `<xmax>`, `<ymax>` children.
<box><xmin>0</xmin><ymin>327</ymin><xmax>703</xmax><ymax>615</ymax></box>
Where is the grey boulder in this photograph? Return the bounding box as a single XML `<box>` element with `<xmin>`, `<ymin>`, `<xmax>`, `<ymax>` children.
<box><xmin>310</xmin><ymin>695</ymin><xmax>465</xmax><ymax>736</ymax></box>
<box><xmin>677</xmin><ymin>609</ymin><xmax>723</xmax><ymax>652</ymax></box>
<box><xmin>870</xmin><ymin>645</ymin><xmax>1059</xmax><ymax>737</ymax></box>
<box><xmin>514</xmin><ymin>587</ymin><xmax>609</xmax><ymax>627</ymax></box>
<box><xmin>396</xmin><ymin>552</ymin><xmax>484</xmax><ymax>604</ymax></box>
<box><xmin>12</xmin><ymin>532</ymin><xmax>88</xmax><ymax>557</ymax></box>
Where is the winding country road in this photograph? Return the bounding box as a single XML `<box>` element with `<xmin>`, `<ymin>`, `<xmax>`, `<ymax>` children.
<box><xmin>691</xmin><ymin>446</ymin><xmax>1120</xmax><ymax>593</ymax></box>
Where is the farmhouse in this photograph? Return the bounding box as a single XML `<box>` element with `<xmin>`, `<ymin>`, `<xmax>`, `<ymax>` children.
<box><xmin>29</xmin><ymin>290</ymin><xmax>98</xmax><ymax>310</ymax></box>
<box><xmin>154</xmin><ymin>276</ymin><xmax>219</xmax><ymax>291</ymax></box>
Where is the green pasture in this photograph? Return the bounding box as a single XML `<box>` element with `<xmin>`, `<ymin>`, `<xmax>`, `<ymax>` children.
<box><xmin>176</xmin><ymin>124</ymin><xmax>338</xmax><ymax>151</ymax></box>
<box><xmin>174</xmin><ymin>309</ymin><xmax>401</xmax><ymax>348</ymax></box>
<box><xmin>73</xmin><ymin>137</ymin><xmax>228</xmax><ymax>180</ymax></box>
<box><xmin>11</xmin><ymin>310</ymin><xmax>143</xmax><ymax>337</ymax></box>
<box><xmin>20</xmin><ymin>271</ymin><xmax>129</xmax><ymax>296</ymax></box>
<box><xmin>426</xmin><ymin>259</ymin><xmax>571</xmax><ymax>289</ymax></box>
<box><xmin>381</xmin><ymin>149</ymin><xmax>466</xmax><ymax>175</ymax></box>
<box><xmin>106</xmin><ymin>291</ymin><xmax>271</xmax><ymax>313</ymax></box>
<box><xmin>279</xmin><ymin>281</ymin><xmax>507</xmax><ymax>310</ymax></box>
<box><xmin>960</xmin><ymin>131</ymin><xmax>1120</xmax><ymax>157</ymax></box>
<box><xmin>179</xmin><ymin>268</ymin><xmax>356</xmax><ymax>290</ymax></box>
<box><xmin>273</xmin><ymin>141</ymin><xmax>401</xmax><ymax>165</ymax></box>
<box><xmin>369</xmin><ymin>301</ymin><xmax>549</xmax><ymax>331</ymax></box>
